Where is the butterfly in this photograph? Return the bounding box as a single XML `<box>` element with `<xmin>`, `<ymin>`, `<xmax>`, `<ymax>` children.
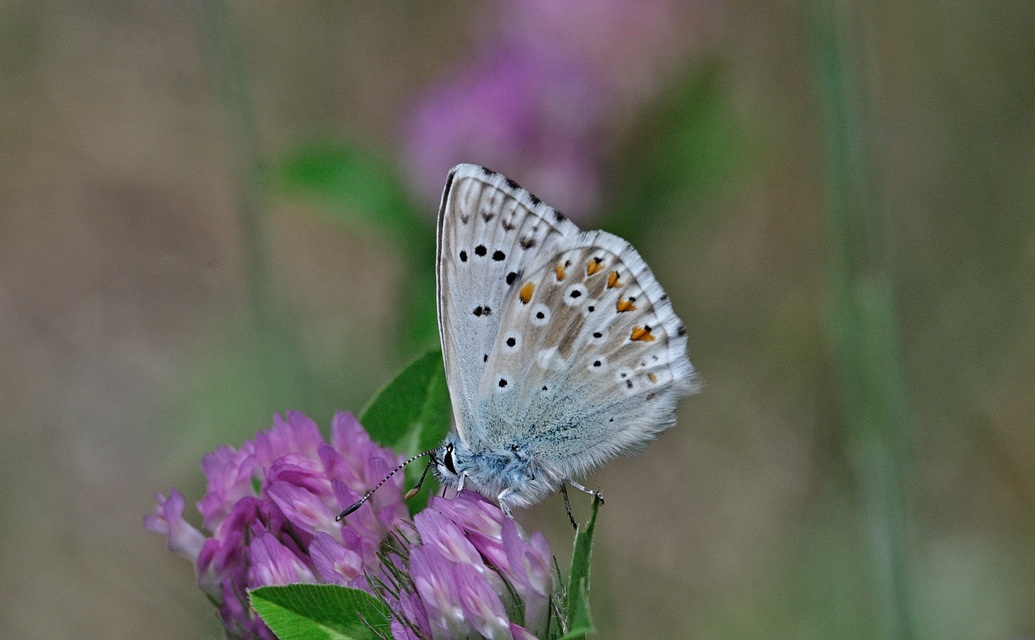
<box><xmin>340</xmin><ymin>164</ymin><xmax>698</xmax><ymax>527</ymax></box>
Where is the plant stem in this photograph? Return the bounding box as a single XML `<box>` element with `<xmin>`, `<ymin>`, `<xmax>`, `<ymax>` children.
<box><xmin>196</xmin><ymin>0</ymin><xmax>311</xmax><ymax>402</ymax></box>
<box><xmin>804</xmin><ymin>2</ymin><xmax>916</xmax><ymax>638</ymax></box>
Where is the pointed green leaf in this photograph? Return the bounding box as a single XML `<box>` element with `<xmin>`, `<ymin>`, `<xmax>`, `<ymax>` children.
<box><xmin>360</xmin><ymin>349</ymin><xmax>451</xmax><ymax>452</ymax></box>
<box><xmin>558</xmin><ymin>579</ymin><xmax>593</xmax><ymax>640</ymax></box>
<box><xmin>358</xmin><ymin>350</ymin><xmax>452</xmax><ymax>512</ymax></box>
<box><xmin>563</xmin><ymin>495</ymin><xmax>601</xmax><ymax>637</ymax></box>
<box><xmin>249</xmin><ymin>584</ymin><xmax>391</xmax><ymax>640</ymax></box>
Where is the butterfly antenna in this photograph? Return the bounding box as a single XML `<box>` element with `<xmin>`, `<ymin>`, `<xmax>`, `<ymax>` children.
<box><xmin>336</xmin><ymin>448</ymin><xmax>436</xmax><ymax>521</ymax></box>
<box><xmin>404</xmin><ymin>457</ymin><xmax>435</xmax><ymax>500</ymax></box>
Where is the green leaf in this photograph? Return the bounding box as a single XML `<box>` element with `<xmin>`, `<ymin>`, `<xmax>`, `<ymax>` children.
<box><xmin>559</xmin><ymin>581</ymin><xmax>592</xmax><ymax>640</ymax></box>
<box><xmin>563</xmin><ymin>495</ymin><xmax>602</xmax><ymax>638</ymax></box>
<box><xmin>360</xmin><ymin>350</ymin><xmax>451</xmax><ymax>452</ymax></box>
<box><xmin>277</xmin><ymin>141</ymin><xmax>430</xmax><ymax>247</ymax></box>
<box><xmin>249</xmin><ymin>584</ymin><xmax>391</xmax><ymax>640</ymax></box>
<box><xmin>359</xmin><ymin>349</ymin><xmax>452</xmax><ymax>513</ymax></box>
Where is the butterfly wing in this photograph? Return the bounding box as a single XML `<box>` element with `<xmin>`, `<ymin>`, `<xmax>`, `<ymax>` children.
<box><xmin>477</xmin><ymin>229</ymin><xmax>699</xmax><ymax>480</ymax></box>
<box><xmin>436</xmin><ymin>164</ymin><xmax>581</xmax><ymax>449</ymax></box>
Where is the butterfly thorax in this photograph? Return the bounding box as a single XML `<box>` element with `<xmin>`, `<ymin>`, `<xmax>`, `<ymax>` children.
<box><xmin>434</xmin><ymin>432</ymin><xmax>563</xmax><ymax>511</ymax></box>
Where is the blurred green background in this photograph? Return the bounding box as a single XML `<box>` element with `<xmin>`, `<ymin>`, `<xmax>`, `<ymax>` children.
<box><xmin>1</xmin><ymin>1</ymin><xmax>1033</xmax><ymax>638</ymax></box>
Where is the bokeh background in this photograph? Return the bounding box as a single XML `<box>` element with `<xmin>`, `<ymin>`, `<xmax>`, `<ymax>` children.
<box><xmin>2</xmin><ymin>1</ymin><xmax>1034</xmax><ymax>638</ymax></box>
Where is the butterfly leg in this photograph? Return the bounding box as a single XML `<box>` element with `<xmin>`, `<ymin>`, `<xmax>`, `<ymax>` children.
<box><xmin>456</xmin><ymin>473</ymin><xmax>466</xmax><ymax>495</ymax></box>
<box><xmin>567</xmin><ymin>479</ymin><xmax>605</xmax><ymax>505</ymax></box>
<box><xmin>560</xmin><ymin>484</ymin><xmax>577</xmax><ymax>530</ymax></box>
<box><xmin>497</xmin><ymin>488</ymin><xmax>515</xmax><ymax>518</ymax></box>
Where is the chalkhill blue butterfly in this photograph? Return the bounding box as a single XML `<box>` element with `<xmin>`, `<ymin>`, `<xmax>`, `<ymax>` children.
<box><xmin>340</xmin><ymin>164</ymin><xmax>698</xmax><ymax>527</ymax></box>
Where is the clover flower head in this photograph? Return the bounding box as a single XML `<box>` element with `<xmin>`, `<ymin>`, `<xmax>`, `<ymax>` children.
<box><xmin>382</xmin><ymin>492</ymin><xmax>555</xmax><ymax>640</ymax></box>
<box><xmin>147</xmin><ymin>412</ymin><xmax>561</xmax><ymax>640</ymax></box>
<box><xmin>145</xmin><ymin>412</ymin><xmax>408</xmax><ymax>639</ymax></box>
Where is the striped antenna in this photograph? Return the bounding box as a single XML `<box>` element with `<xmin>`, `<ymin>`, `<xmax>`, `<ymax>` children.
<box><xmin>336</xmin><ymin>448</ymin><xmax>437</xmax><ymax>521</ymax></box>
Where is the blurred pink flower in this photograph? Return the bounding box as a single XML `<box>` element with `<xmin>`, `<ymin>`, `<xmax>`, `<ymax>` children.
<box><xmin>405</xmin><ymin>49</ymin><xmax>605</xmax><ymax>219</ymax></box>
<box><xmin>499</xmin><ymin>0</ymin><xmax>709</xmax><ymax>102</ymax></box>
<box><xmin>403</xmin><ymin>0</ymin><xmax>711</xmax><ymax>220</ymax></box>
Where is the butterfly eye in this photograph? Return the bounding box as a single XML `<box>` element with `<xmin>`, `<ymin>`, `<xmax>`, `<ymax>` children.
<box><xmin>443</xmin><ymin>443</ymin><xmax>457</xmax><ymax>475</ymax></box>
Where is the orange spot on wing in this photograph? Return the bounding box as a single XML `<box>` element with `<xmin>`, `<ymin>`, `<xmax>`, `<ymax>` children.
<box><xmin>587</xmin><ymin>257</ymin><xmax>604</xmax><ymax>276</ymax></box>
<box><xmin>555</xmin><ymin>264</ymin><xmax>566</xmax><ymax>281</ymax></box>
<box><xmin>607</xmin><ymin>271</ymin><xmax>622</xmax><ymax>288</ymax></box>
<box><xmin>648</xmin><ymin>373</ymin><xmax>658</xmax><ymax>383</ymax></box>
<box><xmin>616</xmin><ymin>297</ymin><xmax>637</xmax><ymax>313</ymax></box>
<box><xmin>630</xmin><ymin>326</ymin><xmax>656</xmax><ymax>341</ymax></box>
<box><xmin>519</xmin><ymin>282</ymin><xmax>535</xmax><ymax>304</ymax></box>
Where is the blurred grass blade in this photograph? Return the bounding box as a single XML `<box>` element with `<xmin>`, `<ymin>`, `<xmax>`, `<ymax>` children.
<box><xmin>804</xmin><ymin>1</ymin><xmax>917</xmax><ymax>639</ymax></box>
<box><xmin>196</xmin><ymin>0</ymin><xmax>312</xmax><ymax>404</ymax></box>
<box><xmin>277</xmin><ymin>141</ymin><xmax>439</xmax><ymax>351</ymax></box>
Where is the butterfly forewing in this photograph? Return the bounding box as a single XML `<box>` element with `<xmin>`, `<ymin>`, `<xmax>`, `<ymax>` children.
<box><xmin>436</xmin><ymin>164</ymin><xmax>581</xmax><ymax>448</ymax></box>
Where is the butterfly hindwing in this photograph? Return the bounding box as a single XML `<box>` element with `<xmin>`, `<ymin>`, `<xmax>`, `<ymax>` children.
<box><xmin>436</xmin><ymin>164</ymin><xmax>581</xmax><ymax>448</ymax></box>
<box><xmin>478</xmin><ymin>229</ymin><xmax>698</xmax><ymax>479</ymax></box>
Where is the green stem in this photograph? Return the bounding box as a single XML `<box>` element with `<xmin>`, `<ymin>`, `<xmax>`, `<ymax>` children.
<box><xmin>196</xmin><ymin>0</ymin><xmax>311</xmax><ymax>401</ymax></box>
<box><xmin>804</xmin><ymin>2</ymin><xmax>916</xmax><ymax>638</ymax></box>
